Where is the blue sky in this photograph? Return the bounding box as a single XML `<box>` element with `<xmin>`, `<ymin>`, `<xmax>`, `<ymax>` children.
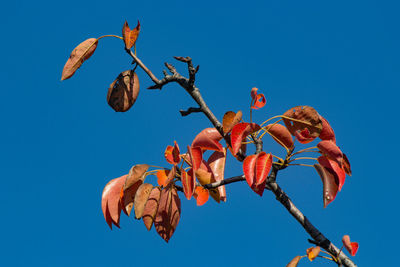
<box><xmin>1</xmin><ymin>0</ymin><xmax>399</xmax><ymax>266</ymax></box>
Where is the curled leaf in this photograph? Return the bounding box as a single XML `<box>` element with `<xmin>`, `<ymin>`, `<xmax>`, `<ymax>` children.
<box><xmin>286</xmin><ymin>256</ymin><xmax>302</xmax><ymax>267</ymax></box>
<box><xmin>319</xmin><ymin>115</ymin><xmax>336</xmax><ymax>143</ymax></box>
<box><xmin>133</xmin><ymin>183</ymin><xmax>153</xmax><ymax>219</ymax></box>
<box><xmin>142</xmin><ymin>187</ymin><xmax>161</xmax><ymax>231</ymax></box>
<box><xmin>318</xmin><ymin>156</ymin><xmax>346</xmax><ymax>191</ymax></box>
<box><xmin>192</xmin><ymin>128</ymin><xmax>223</xmax><ymax>152</ymax></box>
<box><xmin>306</xmin><ymin>246</ymin><xmax>321</xmax><ymax>261</ymax></box>
<box><xmin>223</xmin><ymin>111</ymin><xmax>243</xmax><ymax>134</ymax></box>
<box><xmin>122</xmin><ymin>20</ymin><xmax>140</xmax><ymax>50</ymax></box>
<box><xmin>342</xmin><ymin>153</ymin><xmax>352</xmax><ymax>176</ymax></box>
<box><xmin>207</xmin><ymin>148</ymin><xmax>227</xmax><ymax>202</ymax></box>
<box><xmin>122</xmin><ymin>164</ymin><xmax>149</xmax><ymax>215</ymax></box>
<box><xmin>101</xmin><ymin>175</ymin><xmax>127</xmax><ymax>229</ymax></box>
<box><xmin>314</xmin><ymin>164</ymin><xmax>338</xmax><ymax>208</ymax></box>
<box><xmin>231</xmin><ymin>122</ymin><xmax>261</xmax><ymax>155</ymax></box>
<box><xmin>61</xmin><ymin>38</ymin><xmax>98</xmax><ymax>80</ymax></box>
<box><xmin>193</xmin><ymin>186</ymin><xmax>209</xmax><ymax>206</ymax></box>
<box><xmin>317</xmin><ymin>140</ymin><xmax>343</xmax><ymax>165</ymax></box>
<box><xmin>265</xmin><ymin>124</ymin><xmax>294</xmax><ymax>149</ymax></box>
<box><xmin>187</xmin><ymin>146</ymin><xmax>203</xmax><ymax>175</ymax></box>
<box><xmin>154</xmin><ymin>186</ymin><xmax>181</xmax><ymax>243</ymax></box>
<box><xmin>181</xmin><ymin>169</ymin><xmax>195</xmax><ymax>200</ymax></box>
<box><xmin>164</xmin><ymin>141</ymin><xmax>181</xmax><ymax>165</ymax></box>
<box><xmin>283</xmin><ymin>106</ymin><xmax>322</xmax><ymax>142</ymax></box>
<box><xmin>250</xmin><ymin>87</ymin><xmax>266</xmax><ymax>109</ymax></box>
<box><xmin>107</xmin><ymin>70</ymin><xmax>140</xmax><ymax>112</ymax></box>
<box><xmin>342</xmin><ymin>235</ymin><xmax>359</xmax><ymax>256</ymax></box>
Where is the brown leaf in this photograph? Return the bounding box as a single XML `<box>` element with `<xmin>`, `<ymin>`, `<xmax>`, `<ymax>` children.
<box><xmin>133</xmin><ymin>183</ymin><xmax>154</xmax><ymax>219</ymax></box>
<box><xmin>282</xmin><ymin>106</ymin><xmax>322</xmax><ymax>141</ymax></box>
<box><xmin>107</xmin><ymin>70</ymin><xmax>140</xmax><ymax>112</ymax></box>
<box><xmin>306</xmin><ymin>246</ymin><xmax>321</xmax><ymax>261</ymax></box>
<box><xmin>286</xmin><ymin>256</ymin><xmax>302</xmax><ymax>267</ymax></box>
<box><xmin>207</xmin><ymin>148</ymin><xmax>227</xmax><ymax>202</ymax></box>
<box><xmin>222</xmin><ymin>111</ymin><xmax>242</xmax><ymax>134</ymax></box>
<box><xmin>61</xmin><ymin>38</ymin><xmax>98</xmax><ymax>80</ymax></box>
<box><xmin>314</xmin><ymin>164</ymin><xmax>339</xmax><ymax>208</ymax></box>
<box><xmin>265</xmin><ymin>123</ymin><xmax>294</xmax><ymax>149</ymax></box>
<box><xmin>142</xmin><ymin>187</ymin><xmax>162</xmax><ymax>231</ymax></box>
<box><xmin>122</xmin><ymin>20</ymin><xmax>141</xmax><ymax>50</ymax></box>
<box><xmin>343</xmin><ymin>153</ymin><xmax>352</xmax><ymax>176</ymax></box>
<box><xmin>122</xmin><ymin>164</ymin><xmax>149</xmax><ymax>215</ymax></box>
<box><xmin>124</xmin><ymin>164</ymin><xmax>149</xmax><ymax>191</ymax></box>
<box><xmin>101</xmin><ymin>175</ymin><xmax>127</xmax><ymax>228</ymax></box>
<box><xmin>154</xmin><ymin>186</ymin><xmax>181</xmax><ymax>242</ymax></box>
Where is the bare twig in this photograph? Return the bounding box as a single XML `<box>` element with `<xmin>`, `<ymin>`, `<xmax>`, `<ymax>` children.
<box><xmin>180</xmin><ymin>107</ymin><xmax>202</xmax><ymax>116</ymax></box>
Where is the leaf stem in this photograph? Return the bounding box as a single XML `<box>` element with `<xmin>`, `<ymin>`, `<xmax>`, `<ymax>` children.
<box><xmin>97</xmin><ymin>35</ymin><xmax>123</xmax><ymax>40</ymax></box>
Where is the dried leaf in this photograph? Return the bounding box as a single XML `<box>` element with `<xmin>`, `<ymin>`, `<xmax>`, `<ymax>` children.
<box><xmin>122</xmin><ymin>164</ymin><xmax>148</xmax><ymax>215</ymax></box>
<box><xmin>122</xmin><ymin>20</ymin><xmax>140</xmax><ymax>50</ymax></box>
<box><xmin>133</xmin><ymin>183</ymin><xmax>153</xmax><ymax>219</ymax></box>
<box><xmin>193</xmin><ymin>186</ymin><xmax>209</xmax><ymax>206</ymax></box>
<box><xmin>319</xmin><ymin>115</ymin><xmax>336</xmax><ymax>143</ymax></box>
<box><xmin>317</xmin><ymin>140</ymin><xmax>343</xmax><ymax>165</ymax></box>
<box><xmin>154</xmin><ymin>186</ymin><xmax>181</xmax><ymax>242</ymax></box>
<box><xmin>101</xmin><ymin>175</ymin><xmax>127</xmax><ymax>228</ymax></box>
<box><xmin>318</xmin><ymin>156</ymin><xmax>346</xmax><ymax>191</ymax></box>
<box><xmin>222</xmin><ymin>111</ymin><xmax>243</xmax><ymax>134</ymax></box>
<box><xmin>124</xmin><ymin>164</ymin><xmax>149</xmax><ymax>191</ymax></box>
<box><xmin>342</xmin><ymin>235</ymin><xmax>359</xmax><ymax>256</ymax></box>
<box><xmin>231</xmin><ymin>122</ymin><xmax>261</xmax><ymax>155</ymax></box>
<box><xmin>61</xmin><ymin>38</ymin><xmax>98</xmax><ymax>80</ymax></box>
<box><xmin>181</xmin><ymin>168</ymin><xmax>195</xmax><ymax>200</ymax></box>
<box><xmin>286</xmin><ymin>256</ymin><xmax>302</xmax><ymax>267</ymax></box>
<box><xmin>192</xmin><ymin>128</ymin><xmax>223</xmax><ymax>152</ymax></box>
<box><xmin>283</xmin><ymin>106</ymin><xmax>322</xmax><ymax>142</ymax></box>
<box><xmin>142</xmin><ymin>187</ymin><xmax>161</xmax><ymax>231</ymax></box>
<box><xmin>164</xmin><ymin>165</ymin><xmax>176</xmax><ymax>187</ymax></box>
<box><xmin>207</xmin><ymin>148</ymin><xmax>227</xmax><ymax>202</ymax></box>
<box><xmin>164</xmin><ymin>141</ymin><xmax>181</xmax><ymax>165</ymax></box>
<box><xmin>314</xmin><ymin>164</ymin><xmax>338</xmax><ymax>208</ymax></box>
<box><xmin>342</xmin><ymin>153</ymin><xmax>352</xmax><ymax>176</ymax></box>
<box><xmin>250</xmin><ymin>87</ymin><xmax>266</xmax><ymax>109</ymax></box>
<box><xmin>107</xmin><ymin>70</ymin><xmax>140</xmax><ymax>112</ymax></box>
<box><xmin>306</xmin><ymin>246</ymin><xmax>321</xmax><ymax>261</ymax></box>
<box><xmin>265</xmin><ymin>123</ymin><xmax>294</xmax><ymax>149</ymax></box>
<box><xmin>195</xmin><ymin>167</ymin><xmax>213</xmax><ymax>185</ymax></box>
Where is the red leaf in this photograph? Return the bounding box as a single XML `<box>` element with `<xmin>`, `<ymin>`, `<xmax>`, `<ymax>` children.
<box><xmin>255</xmin><ymin>152</ymin><xmax>272</xmax><ymax>186</ymax></box>
<box><xmin>250</xmin><ymin>87</ymin><xmax>266</xmax><ymax>109</ymax></box>
<box><xmin>317</xmin><ymin>140</ymin><xmax>343</xmax><ymax>165</ymax></box>
<box><xmin>207</xmin><ymin>148</ymin><xmax>227</xmax><ymax>202</ymax></box>
<box><xmin>342</xmin><ymin>235</ymin><xmax>359</xmax><ymax>256</ymax></box>
<box><xmin>192</xmin><ymin>128</ymin><xmax>223</xmax><ymax>152</ymax></box>
<box><xmin>122</xmin><ymin>20</ymin><xmax>140</xmax><ymax>50</ymax></box>
<box><xmin>154</xmin><ymin>186</ymin><xmax>181</xmax><ymax>242</ymax></box>
<box><xmin>101</xmin><ymin>175</ymin><xmax>127</xmax><ymax>229</ymax></box>
<box><xmin>187</xmin><ymin>145</ymin><xmax>203</xmax><ymax>172</ymax></box>
<box><xmin>231</xmin><ymin>122</ymin><xmax>261</xmax><ymax>155</ymax></box>
<box><xmin>181</xmin><ymin>168</ymin><xmax>195</xmax><ymax>200</ymax></box>
<box><xmin>318</xmin><ymin>156</ymin><xmax>346</xmax><ymax>191</ymax></box>
<box><xmin>142</xmin><ymin>187</ymin><xmax>161</xmax><ymax>231</ymax></box>
<box><xmin>319</xmin><ymin>115</ymin><xmax>336</xmax><ymax>143</ymax></box>
<box><xmin>193</xmin><ymin>186</ymin><xmax>209</xmax><ymax>206</ymax></box>
<box><xmin>164</xmin><ymin>141</ymin><xmax>181</xmax><ymax>165</ymax></box>
<box><xmin>283</xmin><ymin>106</ymin><xmax>322</xmax><ymax>141</ymax></box>
<box><xmin>294</xmin><ymin>128</ymin><xmax>315</xmax><ymax>144</ymax></box>
<box><xmin>343</xmin><ymin>153</ymin><xmax>352</xmax><ymax>176</ymax></box>
<box><xmin>222</xmin><ymin>111</ymin><xmax>243</xmax><ymax>134</ymax></box>
<box><xmin>314</xmin><ymin>164</ymin><xmax>339</xmax><ymax>208</ymax></box>
<box><xmin>265</xmin><ymin>124</ymin><xmax>294</xmax><ymax>149</ymax></box>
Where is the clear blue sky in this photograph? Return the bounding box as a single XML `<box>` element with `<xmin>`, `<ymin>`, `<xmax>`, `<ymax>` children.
<box><xmin>1</xmin><ymin>0</ymin><xmax>398</xmax><ymax>266</ymax></box>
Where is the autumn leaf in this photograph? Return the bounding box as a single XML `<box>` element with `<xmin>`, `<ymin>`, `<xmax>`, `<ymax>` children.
<box><xmin>222</xmin><ymin>111</ymin><xmax>243</xmax><ymax>134</ymax></box>
<box><xmin>122</xmin><ymin>164</ymin><xmax>148</xmax><ymax>215</ymax></box>
<box><xmin>122</xmin><ymin>20</ymin><xmax>140</xmax><ymax>50</ymax></box>
<box><xmin>286</xmin><ymin>256</ymin><xmax>302</xmax><ymax>267</ymax></box>
<box><xmin>61</xmin><ymin>38</ymin><xmax>98</xmax><ymax>80</ymax></box>
<box><xmin>107</xmin><ymin>70</ymin><xmax>140</xmax><ymax>112</ymax></box>
<box><xmin>207</xmin><ymin>148</ymin><xmax>227</xmax><ymax>202</ymax></box>
<box><xmin>156</xmin><ymin>169</ymin><xmax>170</xmax><ymax>187</ymax></box>
<box><xmin>250</xmin><ymin>87</ymin><xmax>266</xmax><ymax>109</ymax></box>
<box><xmin>193</xmin><ymin>186</ymin><xmax>209</xmax><ymax>206</ymax></box>
<box><xmin>318</xmin><ymin>156</ymin><xmax>346</xmax><ymax>191</ymax></box>
<box><xmin>265</xmin><ymin>123</ymin><xmax>294</xmax><ymax>149</ymax></box>
<box><xmin>314</xmin><ymin>164</ymin><xmax>339</xmax><ymax>208</ymax></box>
<box><xmin>255</xmin><ymin>152</ymin><xmax>272</xmax><ymax>189</ymax></box>
<box><xmin>294</xmin><ymin>128</ymin><xmax>315</xmax><ymax>144</ymax></box>
<box><xmin>231</xmin><ymin>122</ymin><xmax>261</xmax><ymax>155</ymax></box>
<box><xmin>317</xmin><ymin>140</ymin><xmax>343</xmax><ymax>165</ymax></box>
<box><xmin>142</xmin><ymin>187</ymin><xmax>162</xmax><ymax>231</ymax></box>
<box><xmin>133</xmin><ymin>183</ymin><xmax>153</xmax><ymax>219</ymax></box>
<box><xmin>154</xmin><ymin>186</ymin><xmax>181</xmax><ymax>242</ymax></box>
<box><xmin>243</xmin><ymin>152</ymin><xmax>272</xmax><ymax>196</ymax></box>
<box><xmin>181</xmin><ymin>168</ymin><xmax>195</xmax><ymax>200</ymax></box>
<box><xmin>191</xmin><ymin>128</ymin><xmax>223</xmax><ymax>152</ymax></box>
<box><xmin>342</xmin><ymin>235</ymin><xmax>359</xmax><ymax>256</ymax></box>
<box><xmin>306</xmin><ymin>246</ymin><xmax>321</xmax><ymax>261</ymax></box>
<box><xmin>342</xmin><ymin>153</ymin><xmax>352</xmax><ymax>176</ymax></box>
<box><xmin>101</xmin><ymin>175</ymin><xmax>127</xmax><ymax>229</ymax></box>
<box><xmin>319</xmin><ymin>115</ymin><xmax>336</xmax><ymax>143</ymax></box>
<box><xmin>164</xmin><ymin>141</ymin><xmax>181</xmax><ymax>165</ymax></box>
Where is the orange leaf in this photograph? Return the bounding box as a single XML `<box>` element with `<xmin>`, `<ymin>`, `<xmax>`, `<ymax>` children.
<box><xmin>222</xmin><ymin>111</ymin><xmax>243</xmax><ymax>134</ymax></box>
<box><xmin>314</xmin><ymin>164</ymin><xmax>339</xmax><ymax>208</ymax></box>
<box><xmin>282</xmin><ymin>106</ymin><xmax>322</xmax><ymax>142</ymax></box>
<box><xmin>181</xmin><ymin>168</ymin><xmax>195</xmax><ymax>200</ymax></box>
<box><xmin>250</xmin><ymin>87</ymin><xmax>266</xmax><ymax>109</ymax></box>
<box><xmin>231</xmin><ymin>122</ymin><xmax>261</xmax><ymax>155</ymax></box>
<box><xmin>207</xmin><ymin>148</ymin><xmax>227</xmax><ymax>202</ymax></box>
<box><xmin>319</xmin><ymin>115</ymin><xmax>336</xmax><ymax>143</ymax></box>
<box><xmin>318</xmin><ymin>156</ymin><xmax>346</xmax><ymax>191</ymax></box>
<box><xmin>61</xmin><ymin>38</ymin><xmax>98</xmax><ymax>80</ymax></box>
<box><xmin>122</xmin><ymin>20</ymin><xmax>140</xmax><ymax>50</ymax></box>
<box><xmin>191</xmin><ymin>128</ymin><xmax>223</xmax><ymax>152</ymax></box>
<box><xmin>317</xmin><ymin>140</ymin><xmax>343</xmax><ymax>166</ymax></box>
<box><xmin>255</xmin><ymin>152</ymin><xmax>272</xmax><ymax>195</ymax></box>
<box><xmin>156</xmin><ymin>169</ymin><xmax>170</xmax><ymax>187</ymax></box>
<box><xmin>286</xmin><ymin>256</ymin><xmax>302</xmax><ymax>267</ymax></box>
<box><xmin>101</xmin><ymin>175</ymin><xmax>127</xmax><ymax>229</ymax></box>
<box><xmin>154</xmin><ymin>186</ymin><xmax>181</xmax><ymax>243</ymax></box>
<box><xmin>133</xmin><ymin>183</ymin><xmax>154</xmax><ymax>219</ymax></box>
<box><xmin>342</xmin><ymin>235</ymin><xmax>359</xmax><ymax>256</ymax></box>
<box><xmin>265</xmin><ymin>123</ymin><xmax>294</xmax><ymax>149</ymax></box>
<box><xmin>142</xmin><ymin>187</ymin><xmax>161</xmax><ymax>231</ymax></box>
<box><xmin>243</xmin><ymin>154</ymin><xmax>258</xmax><ymax>192</ymax></box>
<box><xmin>193</xmin><ymin>186</ymin><xmax>209</xmax><ymax>206</ymax></box>
<box><xmin>164</xmin><ymin>141</ymin><xmax>181</xmax><ymax>165</ymax></box>
<box><xmin>107</xmin><ymin>70</ymin><xmax>140</xmax><ymax>112</ymax></box>
<box><xmin>306</xmin><ymin>246</ymin><xmax>321</xmax><ymax>261</ymax></box>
